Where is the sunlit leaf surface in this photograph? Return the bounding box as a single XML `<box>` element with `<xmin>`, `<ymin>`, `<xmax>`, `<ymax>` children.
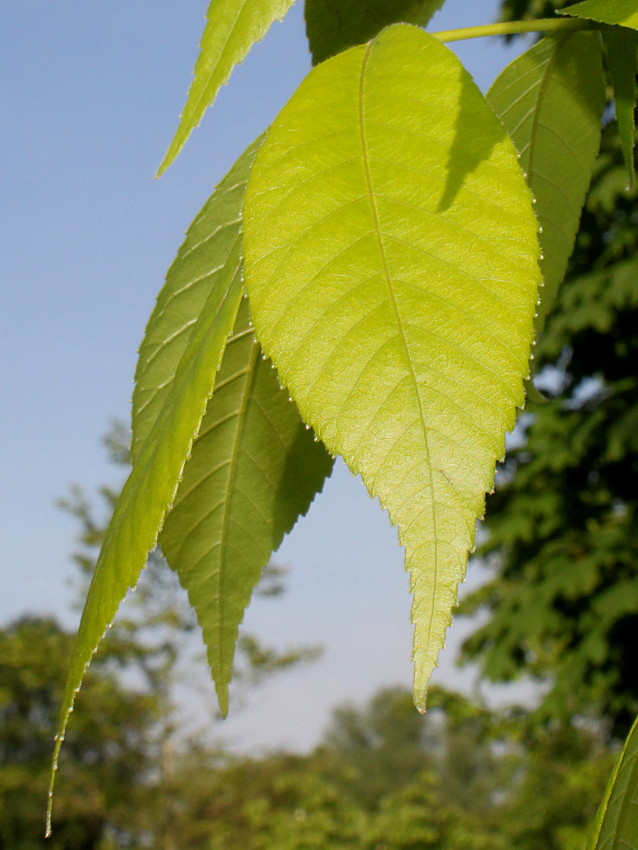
<box><xmin>137</xmin><ymin>136</ymin><xmax>332</xmax><ymax>714</ymax></box>
<box><xmin>244</xmin><ymin>24</ymin><xmax>540</xmax><ymax>708</ymax></box>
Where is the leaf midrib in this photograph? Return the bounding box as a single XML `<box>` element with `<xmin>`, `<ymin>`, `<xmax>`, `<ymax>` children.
<box><xmin>214</xmin><ymin>331</ymin><xmax>261</xmax><ymax>671</ymax></box>
<box><xmin>357</xmin><ymin>41</ymin><xmax>438</xmax><ymax>610</ymax></box>
<box><xmin>190</xmin><ymin>0</ymin><xmax>254</xmax><ymax>124</ymax></box>
<box><xmin>525</xmin><ymin>34</ymin><xmax>567</xmax><ymax>190</ymax></box>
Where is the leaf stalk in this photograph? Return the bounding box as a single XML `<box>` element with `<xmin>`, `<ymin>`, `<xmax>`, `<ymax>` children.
<box><xmin>433</xmin><ymin>18</ymin><xmax>594</xmax><ymax>44</ymax></box>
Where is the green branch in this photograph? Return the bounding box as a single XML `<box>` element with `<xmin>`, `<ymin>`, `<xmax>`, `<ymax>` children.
<box><xmin>433</xmin><ymin>17</ymin><xmax>594</xmax><ymax>44</ymax></box>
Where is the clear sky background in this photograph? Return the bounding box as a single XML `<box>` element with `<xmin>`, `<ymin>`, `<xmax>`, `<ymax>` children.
<box><xmin>2</xmin><ymin>0</ymin><xmax>530</xmax><ymax>752</ymax></box>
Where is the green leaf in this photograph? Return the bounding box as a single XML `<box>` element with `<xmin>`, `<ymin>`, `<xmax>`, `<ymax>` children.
<box><xmin>48</xmin><ymin>152</ymin><xmax>249</xmax><ymax>834</ymax></box>
<box><xmin>133</xmin><ymin>136</ymin><xmax>263</xmax><ymax>459</ymax></box>
<box><xmin>588</xmin><ymin>714</ymin><xmax>638</xmax><ymax>850</ymax></box>
<box><xmin>157</xmin><ymin>0</ymin><xmax>297</xmax><ymax>175</ymax></box>
<box><xmin>136</xmin><ymin>134</ymin><xmax>332</xmax><ymax>715</ymax></box>
<box><xmin>243</xmin><ymin>24</ymin><xmax>541</xmax><ymax>708</ymax></box>
<box><xmin>160</xmin><ymin>298</ymin><xmax>333</xmax><ymax>715</ymax></box>
<box><xmin>560</xmin><ymin>0</ymin><xmax>638</xmax><ymax>29</ymax></box>
<box><xmin>603</xmin><ymin>26</ymin><xmax>638</xmax><ymax>190</ymax></box>
<box><xmin>487</xmin><ymin>31</ymin><xmax>605</xmax><ymax>333</ymax></box>
<box><xmin>304</xmin><ymin>0</ymin><xmax>445</xmax><ymax>64</ymax></box>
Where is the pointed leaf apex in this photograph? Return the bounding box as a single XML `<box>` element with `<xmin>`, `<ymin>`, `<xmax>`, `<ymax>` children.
<box><xmin>216</xmin><ymin>683</ymin><xmax>230</xmax><ymax>719</ymax></box>
<box><xmin>157</xmin><ymin>0</ymin><xmax>297</xmax><ymax>173</ymax></box>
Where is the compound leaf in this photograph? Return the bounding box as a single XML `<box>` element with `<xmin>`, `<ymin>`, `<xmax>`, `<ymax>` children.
<box><xmin>244</xmin><ymin>24</ymin><xmax>541</xmax><ymax>708</ymax></box>
<box><xmin>588</xmin><ymin>714</ymin><xmax>638</xmax><ymax>850</ymax></box>
<box><xmin>305</xmin><ymin>0</ymin><xmax>445</xmax><ymax>64</ymax></box>
<box><xmin>488</xmin><ymin>31</ymin><xmax>605</xmax><ymax>333</ymax></box>
<box><xmin>133</xmin><ymin>136</ymin><xmax>263</xmax><ymax>459</ymax></box>
<box><xmin>160</xmin><ymin>298</ymin><xmax>333</xmax><ymax>715</ymax></box>
<box><xmin>561</xmin><ymin>0</ymin><xmax>638</xmax><ymax>29</ymax></box>
<box><xmin>603</xmin><ymin>26</ymin><xmax>638</xmax><ymax>190</ymax></box>
<box><xmin>158</xmin><ymin>0</ymin><xmax>297</xmax><ymax>175</ymax></box>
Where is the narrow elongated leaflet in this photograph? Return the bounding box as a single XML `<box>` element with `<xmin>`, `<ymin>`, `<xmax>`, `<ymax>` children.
<box><xmin>244</xmin><ymin>24</ymin><xmax>541</xmax><ymax>708</ymax></box>
<box><xmin>48</xmin><ymin>244</ymin><xmax>243</xmax><ymax>834</ymax></box>
<box><xmin>48</xmin><ymin>146</ymin><xmax>257</xmax><ymax>831</ymax></box>
<box><xmin>488</xmin><ymin>32</ymin><xmax>605</xmax><ymax>333</ymax></box>
<box><xmin>603</xmin><ymin>26</ymin><xmax>638</xmax><ymax>190</ymax></box>
<box><xmin>134</xmin><ymin>137</ymin><xmax>263</xmax><ymax>458</ymax></box>
<box><xmin>305</xmin><ymin>0</ymin><xmax>445</xmax><ymax>64</ymax></box>
<box><xmin>561</xmin><ymin>0</ymin><xmax>638</xmax><ymax>29</ymax></box>
<box><xmin>157</xmin><ymin>0</ymin><xmax>296</xmax><ymax>175</ymax></box>
<box><xmin>587</xmin><ymin>714</ymin><xmax>638</xmax><ymax>850</ymax></box>
<box><xmin>160</xmin><ymin>298</ymin><xmax>333</xmax><ymax>715</ymax></box>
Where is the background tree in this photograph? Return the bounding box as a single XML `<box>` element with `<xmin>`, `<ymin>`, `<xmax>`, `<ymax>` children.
<box><xmin>495</xmin><ymin>718</ymin><xmax>614</xmax><ymax>850</ymax></box>
<box><xmin>0</xmin><ymin>616</ymin><xmax>156</xmax><ymax>850</ymax></box>
<box><xmin>318</xmin><ymin>686</ymin><xmax>507</xmax><ymax>818</ymax></box>
<box><xmin>164</xmin><ymin>685</ymin><xmax>611</xmax><ymax>850</ymax></box>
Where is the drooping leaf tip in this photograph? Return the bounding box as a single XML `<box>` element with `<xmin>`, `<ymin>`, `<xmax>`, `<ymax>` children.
<box><xmin>216</xmin><ymin>683</ymin><xmax>230</xmax><ymax>719</ymax></box>
<box><xmin>155</xmin><ymin>147</ymin><xmax>177</xmax><ymax>179</ymax></box>
<box><xmin>45</xmin><ymin>739</ymin><xmax>62</xmax><ymax>837</ymax></box>
<box><xmin>414</xmin><ymin>690</ymin><xmax>427</xmax><ymax>714</ymax></box>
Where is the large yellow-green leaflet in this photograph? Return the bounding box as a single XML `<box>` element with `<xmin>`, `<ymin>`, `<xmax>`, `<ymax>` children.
<box><xmin>157</xmin><ymin>0</ymin><xmax>297</xmax><ymax>175</ymax></box>
<box><xmin>243</xmin><ymin>24</ymin><xmax>541</xmax><ymax>708</ymax></box>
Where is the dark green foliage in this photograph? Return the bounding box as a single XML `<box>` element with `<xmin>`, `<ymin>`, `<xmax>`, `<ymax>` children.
<box><xmin>461</xmin><ymin>122</ymin><xmax>638</xmax><ymax>737</ymax></box>
<box><xmin>2</xmin><ymin>427</ymin><xmax>322</xmax><ymax>848</ymax></box>
<box><xmin>320</xmin><ymin>687</ymin><xmax>432</xmax><ymax>808</ymax></box>
<box><xmin>304</xmin><ymin>0</ymin><xmax>444</xmax><ymax>64</ymax></box>
<box><xmin>320</xmin><ymin>687</ymin><xmax>505</xmax><ymax>816</ymax></box>
<box><xmin>1</xmin><ymin>609</ymin><xmax>612</xmax><ymax>848</ymax></box>
<box><xmin>148</xmin><ymin>686</ymin><xmax>508</xmax><ymax>849</ymax></box>
<box><xmin>173</xmin><ymin>687</ymin><xmax>610</xmax><ymax>849</ymax></box>
<box><xmin>602</xmin><ymin>26</ymin><xmax>638</xmax><ymax>189</ymax></box>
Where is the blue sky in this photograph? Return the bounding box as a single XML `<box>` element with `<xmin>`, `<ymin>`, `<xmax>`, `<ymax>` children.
<box><xmin>2</xmin><ymin>0</ymin><xmax>529</xmax><ymax>751</ymax></box>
